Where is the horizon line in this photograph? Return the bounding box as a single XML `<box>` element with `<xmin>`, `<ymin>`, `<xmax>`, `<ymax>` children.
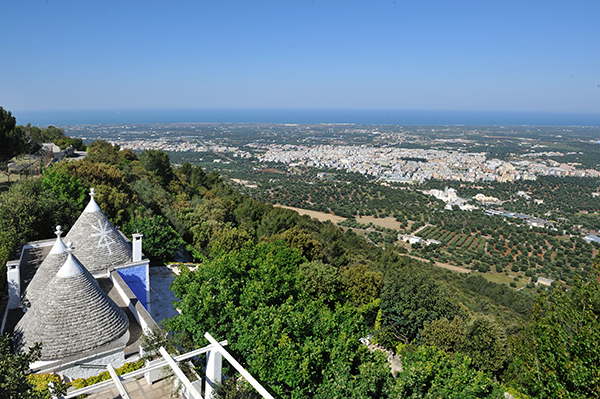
<box><xmin>9</xmin><ymin>108</ymin><xmax>600</xmax><ymax>128</ymax></box>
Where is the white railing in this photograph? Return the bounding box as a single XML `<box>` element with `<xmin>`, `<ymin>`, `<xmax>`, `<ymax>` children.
<box><xmin>204</xmin><ymin>333</ymin><xmax>274</xmax><ymax>399</ymax></box>
<box><xmin>63</xmin><ymin>333</ymin><xmax>274</xmax><ymax>399</ymax></box>
<box><xmin>63</xmin><ymin>338</ymin><xmax>226</xmax><ymax>398</ymax></box>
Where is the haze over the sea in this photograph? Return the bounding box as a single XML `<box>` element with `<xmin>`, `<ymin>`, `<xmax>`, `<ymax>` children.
<box><xmin>14</xmin><ymin>109</ymin><xmax>600</xmax><ymax>127</ymax></box>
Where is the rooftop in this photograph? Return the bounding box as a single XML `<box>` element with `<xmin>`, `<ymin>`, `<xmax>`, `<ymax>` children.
<box><xmin>13</xmin><ymin>249</ymin><xmax>129</xmax><ymax>360</ymax></box>
<box><xmin>65</xmin><ymin>189</ymin><xmax>133</xmax><ymax>274</ymax></box>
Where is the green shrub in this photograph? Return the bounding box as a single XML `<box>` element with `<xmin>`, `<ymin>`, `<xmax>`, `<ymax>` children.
<box><xmin>27</xmin><ymin>373</ymin><xmax>69</xmax><ymax>398</ymax></box>
<box><xmin>70</xmin><ymin>360</ymin><xmax>145</xmax><ymax>390</ymax></box>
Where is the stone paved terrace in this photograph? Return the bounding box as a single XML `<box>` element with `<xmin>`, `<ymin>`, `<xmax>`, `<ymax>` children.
<box><xmin>85</xmin><ymin>376</ymin><xmax>180</xmax><ymax>399</ymax></box>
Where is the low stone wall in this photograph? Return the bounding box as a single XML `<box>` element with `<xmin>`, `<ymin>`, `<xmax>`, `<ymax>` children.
<box><xmin>52</xmin><ymin>346</ymin><xmax>126</xmax><ymax>380</ymax></box>
<box><xmin>110</xmin><ymin>270</ymin><xmax>158</xmax><ymax>333</ymax></box>
<box><xmin>32</xmin><ymin>336</ymin><xmax>129</xmax><ymax>380</ymax></box>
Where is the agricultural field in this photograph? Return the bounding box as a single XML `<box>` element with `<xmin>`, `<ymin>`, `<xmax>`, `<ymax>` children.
<box><xmin>417</xmin><ymin>225</ymin><xmax>485</xmax><ymax>251</ymax></box>
<box><xmin>356</xmin><ymin>216</ymin><xmax>404</xmax><ymax>230</ymax></box>
<box><xmin>165</xmin><ymin>148</ymin><xmax>600</xmax><ymax>290</ymax></box>
<box><xmin>410</xmin><ymin>216</ymin><xmax>598</xmax><ymax>286</ymax></box>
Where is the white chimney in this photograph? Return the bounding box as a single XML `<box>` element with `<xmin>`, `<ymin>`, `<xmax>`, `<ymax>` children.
<box><xmin>7</xmin><ymin>260</ymin><xmax>21</xmax><ymax>309</ymax></box>
<box><xmin>132</xmin><ymin>233</ymin><xmax>143</xmax><ymax>262</ymax></box>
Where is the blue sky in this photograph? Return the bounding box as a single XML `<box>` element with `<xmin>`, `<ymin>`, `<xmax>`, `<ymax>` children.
<box><xmin>2</xmin><ymin>0</ymin><xmax>599</xmax><ymax>115</ymax></box>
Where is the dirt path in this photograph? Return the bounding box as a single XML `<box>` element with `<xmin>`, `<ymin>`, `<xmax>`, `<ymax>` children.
<box><xmin>403</xmin><ymin>254</ymin><xmax>472</xmax><ymax>274</ymax></box>
<box><xmin>361</xmin><ymin>337</ymin><xmax>403</xmax><ymax>374</ymax></box>
<box><xmin>272</xmin><ymin>206</ymin><xmax>470</xmax><ymax>274</ymax></box>
<box><xmin>274</xmin><ymin>205</ymin><xmax>347</xmax><ymax>224</ymax></box>
<box><xmin>412</xmin><ymin>223</ymin><xmax>432</xmax><ymax>235</ymax></box>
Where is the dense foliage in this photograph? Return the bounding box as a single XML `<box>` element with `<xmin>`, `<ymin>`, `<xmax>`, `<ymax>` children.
<box><xmin>509</xmin><ymin>273</ymin><xmax>600</xmax><ymax>398</ymax></box>
<box><xmin>123</xmin><ymin>215</ymin><xmax>185</xmax><ymax>264</ymax></box>
<box><xmin>168</xmin><ymin>241</ymin><xmax>392</xmax><ymax>397</ymax></box>
<box><xmin>392</xmin><ymin>346</ymin><xmax>504</xmax><ymax>399</ymax></box>
<box><xmin>380</xmin><ymin>263</ymin><xmax>464</xmax><ymax>344</ymax></box>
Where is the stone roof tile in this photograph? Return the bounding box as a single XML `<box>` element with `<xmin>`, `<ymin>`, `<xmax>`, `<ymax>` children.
<box><xmin>21</xmin><ymin>226</ymin><xmax>67</xmax><ymax>306</ymax></box>
<box><xmin>65</xmin><ymin>189</ymin><xmax>132</xmax><ymax>273</ymax></box>
<box><xmin>13</xmin><ymin>249</ymin><xmax>128</xmax><ymax>361</ymax></box>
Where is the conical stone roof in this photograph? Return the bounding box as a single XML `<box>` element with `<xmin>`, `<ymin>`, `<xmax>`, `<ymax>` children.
<box><xmin>65</xmin><ymin>188</ymin><xmax>132</xmax><ymax>273</ymax></box>
<box><xmin>13</xmin><ymin>244</ymin><xmax>129</xmax><ymax>361</ymax></box>
<box><xmin>22</xmin><ymin>226</ymin><xmax>68</xmax><ymax>307</ymax></box>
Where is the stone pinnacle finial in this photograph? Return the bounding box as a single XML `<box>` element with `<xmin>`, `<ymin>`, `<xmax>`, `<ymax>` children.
<box><xmin>56</xmin><ymin>241</ymin><xmax>83</xmax><ymax>278</ymax></box>
<box><xmin>83</xmin><ymin>187</ymin><xmax>101</xmax><ymax>213</ymax></box>
<box><xmin>50</xmin><ymin>225</ymin><xmax>67</xmax><ymax>255</ymax></box>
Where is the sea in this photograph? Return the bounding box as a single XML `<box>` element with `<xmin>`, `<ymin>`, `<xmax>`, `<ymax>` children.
<box><xmin>13</xmin><ymin>109</ymin><xmax>600</xmax><ymax>127</ymax></box>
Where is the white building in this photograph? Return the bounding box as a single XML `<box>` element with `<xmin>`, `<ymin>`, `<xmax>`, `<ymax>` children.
<box><xmin>5</xmin><ymin>189</ymin><xmax>152</xmax><ymax>379</ymax></box>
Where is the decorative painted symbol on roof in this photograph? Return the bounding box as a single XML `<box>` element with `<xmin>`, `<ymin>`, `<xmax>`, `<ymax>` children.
<box><xmin>90</xmin><ymin>219</ymin><xmax>116</xmax><ymax>255</ymax></box>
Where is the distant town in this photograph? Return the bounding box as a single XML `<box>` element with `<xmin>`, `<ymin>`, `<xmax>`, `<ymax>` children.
<box><xmin>256</xmin><ymin>144</ymin><xmax>600</xmax><ymax>182</ymax></box>
<box><xmin>62</xmin><ymin>122</ymin><xmax>600</xmax><ymax>184</ymax></box>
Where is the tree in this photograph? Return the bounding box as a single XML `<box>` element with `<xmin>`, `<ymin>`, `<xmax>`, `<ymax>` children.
<box><xmin>92</xmin><ymin>184</ymin><xmax>135</xmax><ymax>226</ymax></box>
<box><xmin>30</xmin><ymin>125</ymin><xmax>86</xmax><ymax>151</ymax></box>
<box><xmin>0</xmin><ymin>334</ymin><xmax>44</xmax><ymax>399</ymax></box>
<box><xmin>123</xmin><ymin>215</ymin><xmax>185</xmax><ymax>264</ymax></box>
<box><xmin>209</xmin><ymin>226</ymin><xmax>253</xmax><ymax>255</ymax></box>
<box><xmin>272</xmin><ymin>225</ymin><xmax>323</xmax><ymax>262</ymax></box>
<box><xmin>85</xmin><ymin>140</ymin><xmax>123</xmax><ymax>165</ymax></box>
<box><xmin>35</xmin><ymin>126</ymin><xmax>64</xmax><ymax>143</ymax></box>
<box><xmin>0</xmin><ymin>179</ymin><xmax>77</xmax><ymax>244</ymax></box>
<box><xmin>0</xmin><ymin>107</ymin><xmax>35</xmax><ymax>163</ymax></box>
<box><xmin>341</xmin><ymin>263</ymin><xmax>383</xmax><ymax>307</ymax></box>
<box><xmin>509</xmin><ymin>268</ymin><xmax>600</xmax><ymax>398</ymax></box>
<box><xmin>421</xmin><ymin>316</ymin><xmax>464</xmax><ymax>353</ymax></box>
<box><xmin>204</xmin><ymin>170</ymin><xmax>222</xmax><ymax>189</ymax></box>
<box><xmin>256</xmin><ymin>206</ymin><xmax>299</xmax><ymax>238</ymax></box>
<box><xmin>313</xmin><ymin>351</ymin><xmax>393</xmax><ymax>398</ymax></box>
<box><xmin>458</xmin><ymin>314</ymin><xmax>508</xmax><ymax>374</ymax></box>
<box><xmin>234</xmin><ymin>198</ymin><xmax>267</xmax><ymax>234</ymax></box>
<box><xmin>130</xmin><ymin>177</ymin><xmax>183</xmax><ymax>234</ymax></box>
<box><xmin>0</xmin><ymin>177</ymin><xmax>90</xmax><ymax>295</ymax></box>
<box><xmin>138</xmin><ymin>150</ymin><xmax>175</xmax><ymax>187</ymax></box>
<box><xmin>62</xmin><ymin>160</ymin><xmax>136</xmax><ymax>224</ymax></box>
<box><xmin>213</xmin><ymin>374</ymin><xmax>262</xmax><ymax>399</ymax></box>
<box><xmin>39</xmin><ymin>162</ymin><xmax>87</xmax><ymax>213</ymax></box>
<box><xmin>64</xmin><ymin>159</ymin><xmax>132</xmax><ymax>194</ymax></box>
<box><xmin>179</xmin><ymin>162</ymin><xmax>206</xmax><ymax>190</ymax></box>
<box><xmin>391</xmin><ymin>345</ymin><xmax>504</xmax><ymax>399</ymax></box>
<box><xmin>297</xmin><ymin>260</ymin><xmax>343</xmax><ymax>305</ymax></box>
<box><xmin>167</xmin><ymin>242</ymin><xmax>306</xmax><ymax>346</ymax></box>
<box><xmin>380</xmin><ymin>264</ymin><xmax>464</xmax><ymax>344</ymax></box>
<box><xmin>318</xmin><ymin>221</ymin><xmax>348</xmax><ymax>267</ymax></box>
